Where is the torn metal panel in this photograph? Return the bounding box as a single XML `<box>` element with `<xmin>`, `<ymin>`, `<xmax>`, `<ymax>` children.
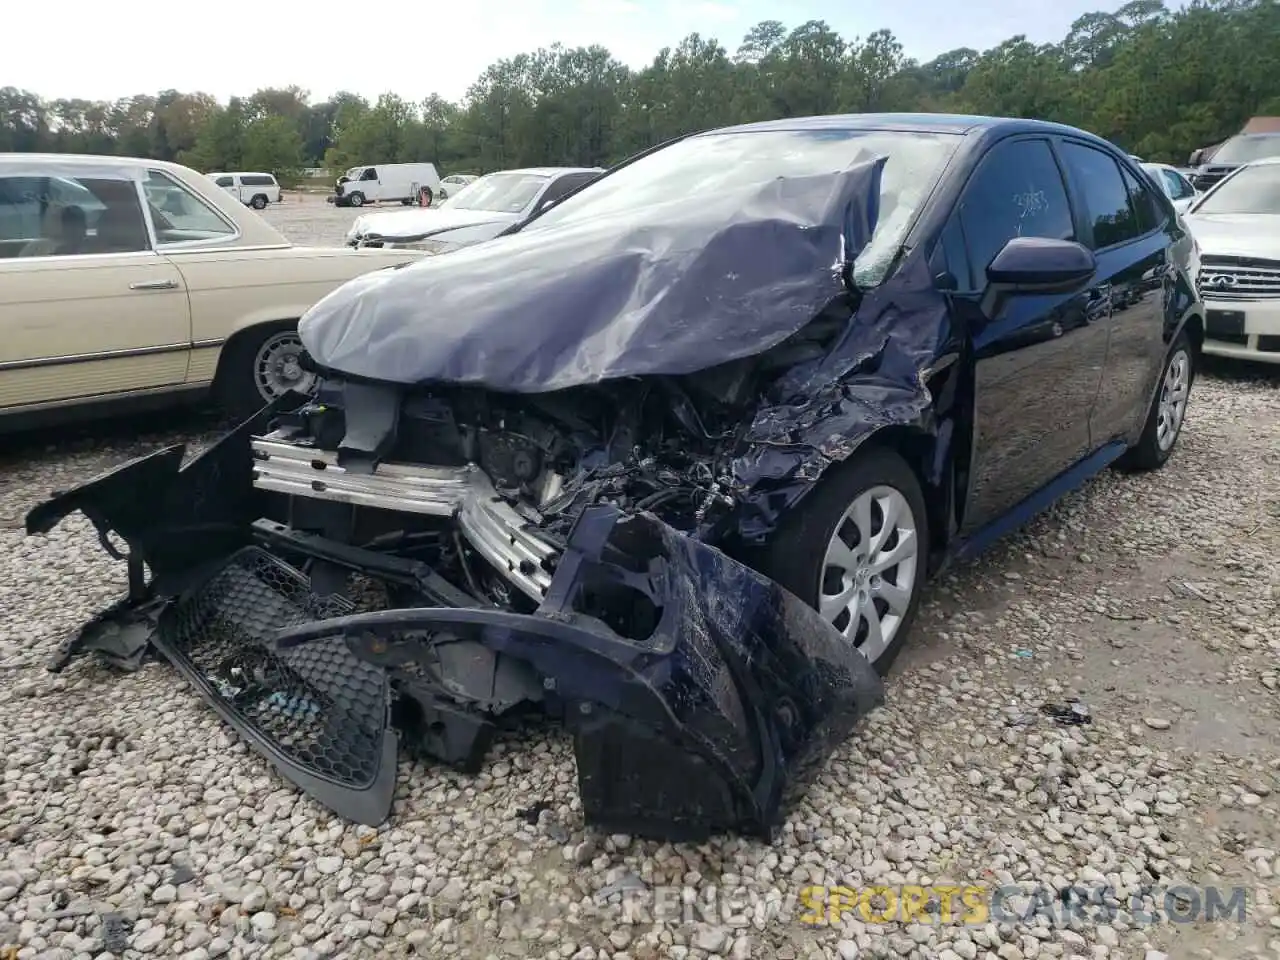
<box><xmin>298</xmin><ymin>159</ymin><xmax>886</xmax><ymax>393</ymax></box>
<box><xmin>729</xmin><ymin>253</ymin><xmax>960</xmax><ymax>540</ymax></box>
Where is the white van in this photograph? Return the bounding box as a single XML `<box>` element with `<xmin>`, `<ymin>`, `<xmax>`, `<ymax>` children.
<box><xmin>207</xmin><ymin>172</ymin><xmax>282</xmax><ymax>210</ymax></box>
<box><xmin>332</xmin><ymin>163</ymin><xmax>442</xmax><ymax>207</ymax></box>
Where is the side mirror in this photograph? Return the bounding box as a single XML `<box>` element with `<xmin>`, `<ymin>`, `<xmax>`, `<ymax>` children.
<box><xmin>986</xmin><ymin>236</ymin><xmax>1096</xmax><ymax>292</ymax></box>
<box><xmin>980</xmin><ymin>237</ymin><xmax>1096</xmax><ymax>319</ymax></box>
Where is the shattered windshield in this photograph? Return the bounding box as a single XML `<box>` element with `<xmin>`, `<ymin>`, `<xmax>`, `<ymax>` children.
<box><xmin>529</xmin><ymin>127</ymin><xmax>963</xmax><ymax>286</ymax></box>
<box><xmin>442</xmin><ymin>172</ymin><xmax>547</xmax><ymax>213</ymax></box>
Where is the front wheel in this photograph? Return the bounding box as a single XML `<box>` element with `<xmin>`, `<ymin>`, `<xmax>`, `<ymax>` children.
<box><xmin>755</xmin><ymin>447</ymin><xmax>928</xmax><ymax>675</ymax></box>
<box><xmin>1114</xmin><ymin>330</ymin><xmax>1195</xmax><ymax>472</ymax></box>
<box><xmin>349</xmin><ymin>192</ymin><xmax>366</xmax><ymax>207</ymax></box>
<box><xmin>215</xmin><ymin>325</ymin><xmax>316</xmax><ymax>420</ymax></box>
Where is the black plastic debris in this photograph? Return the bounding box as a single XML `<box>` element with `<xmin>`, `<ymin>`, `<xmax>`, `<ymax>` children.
<box><xmin>516</xmin><ymin>801</ymin><xmax>552</xmax><ymax>825</ymax></box>
<box><xmin>1041</xmin><ymin>701</ymin><xmax>1092</xmax><ymax>726</ymax></box>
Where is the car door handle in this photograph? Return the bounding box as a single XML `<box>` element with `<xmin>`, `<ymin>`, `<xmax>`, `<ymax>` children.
<box><xmin>129</xmin><ymin>279</ymin><xmax>179</xmax><ymax>291</ymax></box>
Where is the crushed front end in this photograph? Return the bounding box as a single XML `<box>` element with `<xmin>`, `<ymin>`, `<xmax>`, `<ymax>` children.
<box><xmin>27</xmin><ymin>379</ymin><xmax>885</xmax><ymax>841</ymax></box>
<box><xmin>24</xmin><ymin>156</ymin><xmax>923</xmax><ymax>841</ymax></box>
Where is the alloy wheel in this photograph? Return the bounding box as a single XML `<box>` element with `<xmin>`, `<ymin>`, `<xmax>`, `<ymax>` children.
<box><xmin>1156</xmin><ymin>348</ymin><xmax>1190</xmax><ymax>451</ymax></box>
<box><xmin>252</xmin><ymin>331</ymin><xmax>316</xmax><ymax>403</ymax></box>
<box><xmin>819</xmin><ymin>484</ymin><xmax>920</xmax><ymax>664</ymax></box>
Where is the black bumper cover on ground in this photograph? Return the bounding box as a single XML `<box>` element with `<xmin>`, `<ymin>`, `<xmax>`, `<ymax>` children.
<box><xmin>26</xmin><ymin>409</ymin><xmax>885</xmax><ymax>842</ymax></box>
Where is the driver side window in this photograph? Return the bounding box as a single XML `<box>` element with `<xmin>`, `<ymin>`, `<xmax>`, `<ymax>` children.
<box><xmin>953</xmin><ymin>138</ymin><xmax>1075</xmax><ymax>291</ymax></box>
<box><xmin>143</xmin><ymin>171</ymin><xmax>236</xmax><ymax>243</ymax></box>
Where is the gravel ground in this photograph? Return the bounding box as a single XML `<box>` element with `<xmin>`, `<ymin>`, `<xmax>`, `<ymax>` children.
<box><xmin>1</xmin><ymin>202</ymin><xmax>1278</xmax><ymax>960</ymax></box>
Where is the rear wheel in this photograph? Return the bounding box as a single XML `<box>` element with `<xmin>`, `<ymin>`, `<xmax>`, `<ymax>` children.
<box><xmin>755</xmin><ymin>448</ymin><xmax>928</xmax><ymax>675</ymax></box>
<box><xmin>215</xmin><ymin>324</ymin><xmax>316</xmax><ymax>421</ymax></box>
<box><xmin>1114</xmin><ymin>330</ymin><xmax>1194</xmax><ymax>472</ymax></box>
<box><xmin>250</xmin><ymin>194</ymin><xmax>268</xmax><ymax>210</ymax></box>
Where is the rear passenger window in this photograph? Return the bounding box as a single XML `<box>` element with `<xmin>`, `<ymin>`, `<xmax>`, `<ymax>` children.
<box><xmin>1121</xmin><ymin>165</ymin><xmax>1162</xmax><ymax>233</ymax></box>
<box><xmin>213</xmin><ymin>176</ymin><xmax>234</xmax><ymax>188</ymax></box>
<box><xmin>956</xmin><ymin>138</ymin><xmax>1074</xmax><ymax>287</ymax></box>
<box><xmin>240</xmin><ymin>174</ymin><xmax>275</xmax><ymax>186</ymax></box>
<box><xmin>1060</xmin><ymin>142</ymin><xmax>1141</xmax><ymax>248</ymax></box>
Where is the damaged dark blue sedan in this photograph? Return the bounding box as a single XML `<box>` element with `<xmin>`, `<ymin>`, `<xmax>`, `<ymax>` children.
<box><xmin>27</xmin><ymin>114</ymin><xmax>1204</xmax><ymax>842</ymax></box>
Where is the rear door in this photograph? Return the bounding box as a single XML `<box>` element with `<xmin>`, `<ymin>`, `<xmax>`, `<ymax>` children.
<box><xmin>0</xmin><ymin>168</ymin><xmax>192</xmax><ymax>412</ymax></box>
<box><xmin>1056</xmin><ymin>141</ymin><xmax>1170</xmax><ymax>445</ymax></box>
<box><xmin>931</xmin><ymin>136</ymin><xmax>1111</xmax><ymax>534</ymax></box>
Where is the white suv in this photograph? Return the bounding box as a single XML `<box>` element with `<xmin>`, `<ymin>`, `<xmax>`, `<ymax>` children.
<box><xmin>208</xmin><ymin>172</ymin><xmax>282</xmax><ymax>210</ymax></box>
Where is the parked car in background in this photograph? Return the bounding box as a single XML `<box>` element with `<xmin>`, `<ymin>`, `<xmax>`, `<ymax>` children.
<box><xmin>30</xmin><ymin>113</ymin><xmax>1204</xmax><ymax>841</ymax></box>
<box><xmin>1141</xmin><ymin>162</ymin><xmax>1199</xmax><ymax>213</ymax></box>
<box><xmin>207</xmin><ymin>171</ymin><xmax>282</xmax><ymax>209</ymax></box>
<box><xmin>332</xmin><ymin>163</ymin><xmax>441</xmax><ymax>207</ymax></box>
<box><xmin>1189</xmin><ymin>133</ymin><xmax>1280</xmax><ymax>191</ymax></box>
<box><xmin>0</xmin><ymin>153</ymin><xmax>424</xmax><ymax>429</ymax></box>
<box><xmin>345</xmin><ymin>166</ymin><xmax>603</xmax><ymax>252</ymax></box>
<box><xmin>438</xmin><ymin>173</ymin><xmax>478</xmax><ymax>201</ymax></box>
<box><xmin>1184</xmin><ymin>157</ymin><xmax>1280</xmax><ymax>364</ymax></box>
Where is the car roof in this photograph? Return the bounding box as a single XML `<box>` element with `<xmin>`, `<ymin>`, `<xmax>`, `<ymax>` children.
<box><xmin>702</xmin><ymin>112</ymin><xmax>1104</xmax><ymax>140</ymax></box>
<box><xmin>0</xmin><ymin>152</ymin><xmax>193</xmax><ymax>173</ymax></box>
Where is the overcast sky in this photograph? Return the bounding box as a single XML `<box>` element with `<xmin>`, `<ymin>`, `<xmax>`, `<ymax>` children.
<box><xmin>17</xmin><ymin>0</ymin><xmax>1140</xmax><ymax>105</ymax></box>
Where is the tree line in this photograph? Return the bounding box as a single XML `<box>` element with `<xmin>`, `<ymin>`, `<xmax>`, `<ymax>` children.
<box><xmin>2</xmin><ymin>0</ymin><xmax>1277</xmax><ymax>178</ymax></box>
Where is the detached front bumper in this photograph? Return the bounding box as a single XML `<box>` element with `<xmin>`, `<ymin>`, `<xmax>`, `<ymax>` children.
<box><xmin>26</xmin><ymin>410</ymin><xmax>885</xmax><ymax>841</ymax></box>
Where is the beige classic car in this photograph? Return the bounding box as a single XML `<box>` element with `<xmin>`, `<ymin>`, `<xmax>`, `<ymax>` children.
<box><xmin>0</xmin><ymin>153</ymin><xmax>422</xmax><ymax>430</ymax></box>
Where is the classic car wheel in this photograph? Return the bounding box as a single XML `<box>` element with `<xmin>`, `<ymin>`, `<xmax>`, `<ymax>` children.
<box><xmin>1115</xmin><ymin>330</ymin><xmax>1195</xmax><ymax>472</ymax></box>
<box><xmin>250</xmin><ymin>194</ymin><xmax>268</xmax><ymax>210</ymax></box>
<box><xmin>756</xmin><ymin>448</ymin><xmax>928</xmax><ymax>675</ymax></box>
<box><xmin>216</xmin><ymin>326</ymin><xmax>316</xmax><ymax>420</ymax></box>
<box><xmin>349</xmin><ymin>192</ymin><xmax>366</xmax><ymax>207</ymax></box>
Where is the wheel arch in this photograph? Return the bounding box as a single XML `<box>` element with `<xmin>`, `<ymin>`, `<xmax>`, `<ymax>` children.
<box><xmin>846</xmin><ymin>424</ymin><xmax>953</xmax><ymax>569</ymax></box>
<box><xmin>212</xmin><ymin>317</ymin><xmax>301</xmax><ymax>392</ymax></box>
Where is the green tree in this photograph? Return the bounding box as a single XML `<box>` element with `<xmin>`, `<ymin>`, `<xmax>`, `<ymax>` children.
<box><xmin>242</xmin><ymin>114</ymin><xmax>305</xmax><ymax>177</ymax></box>
<box><xmin>4</xmin><ymin>2</ymin><xmax>1280</xmax><ymax>170</ymax></box>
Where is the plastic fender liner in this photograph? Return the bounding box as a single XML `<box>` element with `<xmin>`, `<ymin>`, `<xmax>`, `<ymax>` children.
<box><xmin>25</xmin><ymin>395</ymin><xmax>300</xmax><ymax>596</ymax></box>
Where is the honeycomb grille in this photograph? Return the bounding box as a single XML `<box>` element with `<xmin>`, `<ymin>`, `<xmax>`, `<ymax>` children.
<box><xmin>156</xmin><ymin>547</ymin><xmax>387</xmax><ymax>789</ymax></box>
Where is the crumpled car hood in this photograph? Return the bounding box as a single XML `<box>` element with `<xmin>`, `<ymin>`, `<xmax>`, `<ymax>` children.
<box><xmin>300</xmin><ymin>158</ymin><xmax>884</xmax><ymax>393</ymax></box>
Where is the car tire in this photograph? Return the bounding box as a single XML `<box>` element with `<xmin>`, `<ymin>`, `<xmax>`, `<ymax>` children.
<box><xmin>250</xmin><ymin>194</ymin><xmax>268</xmax><ymax>210</ymax></box>
<box><xmin>215</xmin><ymin>323</ymin><xmax>315</xmax><ymax>421</ymax></box>
<box><xmin>1114</xmin><ymin>330</ymin><xmax>1195</xmax><ymax>472</ymax></box>
<box><xmin>349</xmin><ymin>192</ymin><xmax>366</xmax><ymax>207</ymax></box>
<box><xmin>753</xmin><ymin>446</ymin><xmax>929</xmax><ymax>676</ymax></box>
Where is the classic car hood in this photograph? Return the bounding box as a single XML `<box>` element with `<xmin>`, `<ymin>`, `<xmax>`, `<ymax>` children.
<box><xmin>352</xmin><ymin>206</ymin><xmax>519</xmax><ymax>241</ymax></box>
<box><xmin>300</xmin><ymin>157</ymin><xmax>884</xmax><ymax>393</ymax></box>
<box><xmin>1185</xmin><ymin>214</ymin><xmax>1280</xmax><ymax>259</ymax></box>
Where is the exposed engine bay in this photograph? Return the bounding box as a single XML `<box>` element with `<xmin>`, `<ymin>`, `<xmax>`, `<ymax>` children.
<box><xmin>254</xmin><ymin>307</ymin><xmax>850</xmax><ymax>610</ymax></box>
